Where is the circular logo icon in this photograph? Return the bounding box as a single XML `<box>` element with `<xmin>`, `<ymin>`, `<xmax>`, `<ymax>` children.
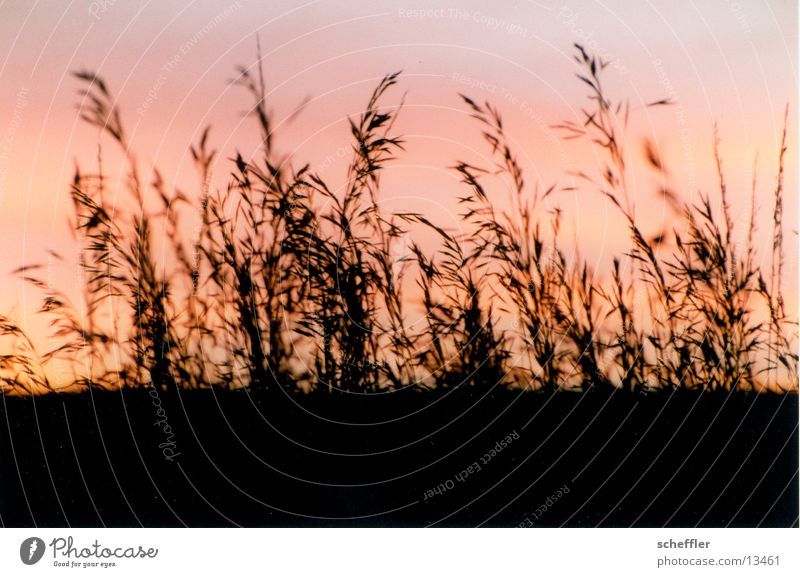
<box><xmin>20</xmin><ymin>537</ymin><xmax>46</xmax><ymax>565</ymax></box>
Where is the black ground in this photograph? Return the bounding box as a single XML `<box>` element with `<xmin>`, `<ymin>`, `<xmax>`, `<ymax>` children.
<box><xmin>1</xmin><ymin>387</ymin><xmax>796</xmax><ymax>527</ymax></box>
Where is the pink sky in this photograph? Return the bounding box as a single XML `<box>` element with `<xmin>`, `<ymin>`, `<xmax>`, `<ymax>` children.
<box><xmin>0</xmin><ymin>0</ymin><xmax>796</xmax><ymax>354</ymax></box>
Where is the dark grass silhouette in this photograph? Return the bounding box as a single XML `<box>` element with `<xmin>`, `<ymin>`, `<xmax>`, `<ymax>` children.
<box><xmin>0</xmin><ymin>44</ymin><xmax>797</xmax><ymax>527</ymax></box>
<box><xmin>1</xmin><ymin>387</ymin><xmax>796</xmax><ymax>526</ymax></box>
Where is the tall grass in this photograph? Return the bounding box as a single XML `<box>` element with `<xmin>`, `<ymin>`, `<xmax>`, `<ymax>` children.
<box><xmin>1</xmin><ymin>44</ymin><xmax>796</xmax><ymax>395</ymax></box>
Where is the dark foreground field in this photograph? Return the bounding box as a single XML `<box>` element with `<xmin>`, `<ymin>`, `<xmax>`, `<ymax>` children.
<box><xmin>1</xmin><ymin>387</ymin><xmax>796</xmax><ymax>527</ymax></box>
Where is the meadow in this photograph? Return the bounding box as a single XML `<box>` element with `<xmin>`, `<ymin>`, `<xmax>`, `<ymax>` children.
<box><xmin>0</xmin><ymin>44</ymin><xmax>796</xmax><ymax>527</ymax></box>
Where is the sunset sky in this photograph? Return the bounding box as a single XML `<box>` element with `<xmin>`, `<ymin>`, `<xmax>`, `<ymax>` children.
<box><xmin>0</xmin><ymin>0</ymin><xmax>796</xmax><ymax>352</ymax></box>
